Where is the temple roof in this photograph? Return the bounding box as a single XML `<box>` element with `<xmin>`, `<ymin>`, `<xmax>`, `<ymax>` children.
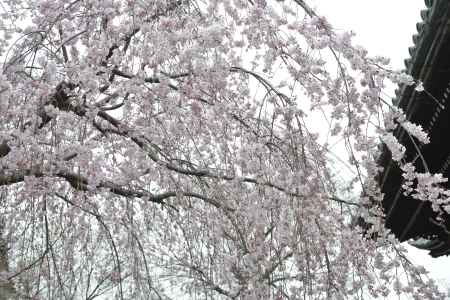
<box><xmin>379</xmin><ymin>0</ymin><xmax>450</xmax><ymax>257</ymax></box>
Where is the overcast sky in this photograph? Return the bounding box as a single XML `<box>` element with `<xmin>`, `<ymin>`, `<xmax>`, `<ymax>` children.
<box><xmin>311</xmin><ymin>0</ymin><xmax>424</xmax><ymax>70</ymax></box>
<box><xmin>309</xmin><ymin>0</ymin><xmax>450</xmax><ymax>294</ymax></box>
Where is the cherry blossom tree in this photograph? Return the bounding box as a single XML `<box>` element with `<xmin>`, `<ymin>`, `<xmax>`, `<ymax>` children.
<box><xmin>0</xmin><ymin>0</ymin><xmax>445</xmax><ymax>299</ymax></box>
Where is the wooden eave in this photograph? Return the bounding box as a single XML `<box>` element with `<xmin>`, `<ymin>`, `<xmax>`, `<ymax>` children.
<box><xmin>378</xmin><ymin>0</ymin><xmax>450</xmax><ymax>257</ymax></box>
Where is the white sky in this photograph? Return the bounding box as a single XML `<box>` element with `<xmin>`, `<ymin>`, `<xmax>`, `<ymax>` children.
<box><xmin>310</xmin><ymin>0</ymin><xmax>450</xmax><ymax>295</ymax></box>
<box><xmin>311</xmin><ymin>0</ymin><xmax>424</xmax><ymax>70</ymax></box>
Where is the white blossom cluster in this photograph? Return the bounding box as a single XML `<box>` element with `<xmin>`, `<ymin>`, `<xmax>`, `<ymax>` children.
<box><xmin>383</xmin><ymin>107</ymin><xmax>406</xmax><ymax>131</ymax></box>
<box><xmin>388</xmin><ymin>71</ymin><xmax>414</xmax><ymax>86</ymax></box>
<box><xmin>381</xmin><ymin>132</ymin><xmax>405</xmax><ymax>161</ymax></box>
<box><xmin>400</xmin><ymin>120</ymin><xmax>430</xmax><ymax>144</ymax></box>
<box><xmin>402</xmin><ymin>163</ymin><xmax>450</xmax><ymax>213</ymax></box>
<box><xmin>415</xmin><ymin>81</ymin><xmax>425</xmax><ymax>92</ymax></box>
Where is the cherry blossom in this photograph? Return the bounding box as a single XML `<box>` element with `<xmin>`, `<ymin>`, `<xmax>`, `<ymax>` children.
<box><xmin>0</xmin><ymin>0</ymin><xmax>445</xmax><ymax>299</ymax></box>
